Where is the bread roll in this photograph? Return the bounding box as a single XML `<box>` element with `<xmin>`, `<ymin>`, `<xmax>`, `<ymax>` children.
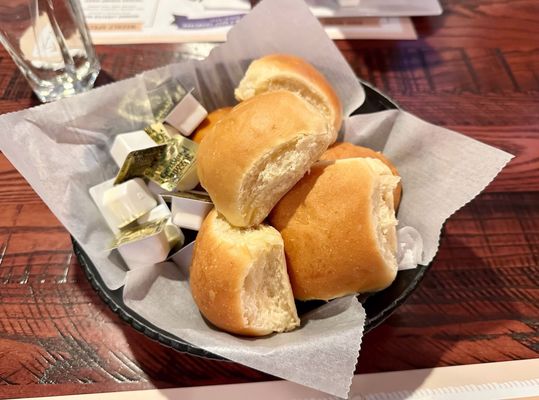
<box><xmin>197</xmin><ymin>90</ymin><xmax>331</xmax><ymax>227</ymax></box>
<box><xmin>235</xmin><ymin>54</ymin><xmax>342</xmax><ymax>140</ymax></box>
<box><xmin>269</xmin><ymin>158</ymin><xmax>399</xmax><ymax>301</ymax></box>
<box><xmin>190</xmin><ymin>210</ymin><xmax>300</xmax><ymax>336</ymax></box>
<box><xmin>321</xmin><ymin>142</ymin><xmax>402</xmax><ymax>209</ymax></box>
<box><xmin>191</xmin><ymin>107</ymin><xmax>232</xmax><ymax>144</ymax></box>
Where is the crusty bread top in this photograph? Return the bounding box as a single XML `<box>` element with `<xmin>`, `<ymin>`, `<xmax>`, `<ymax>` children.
<box><xmin>197</xmin><ymin>90</ymin><xmax>330</xmax><ymax>227</ymax></box>
<box><xmin>235</xmin><ymin>54</ymin><xmax>342</xmax><ymax>139</ymax></box>
<box><xmin>269</xmin><ymin>158</ymin><xmax>399</xmax><ymax>300</ymax></box>
<box><xmin>321</xmin><ymin>142</ymin><xmax>402</xmax><ymax>209</ymax></box>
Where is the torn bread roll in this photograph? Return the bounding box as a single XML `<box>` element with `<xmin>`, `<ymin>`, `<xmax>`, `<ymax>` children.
<box><xmin>197</xmin><ymin>90</ymin><xmax>331</xmax><ymax>227</ymax></box>
<box><xmin>269</xmin><ymin>158</ymin><xmax>400</xmax><ymax>301</ymax></box>
<box><xmin>321</xmin><ymin>142</ymin><xmax>402</xmax><ymax>209</ymax></box>
<box><xmin>235</xmin><ymin>54</ymin><xmax>342</xmax><ymax>140</ymax></box>
<box><xmin>190</xmin><ymin>210</ymin><xmax>300</xmax><ymax>336</ymax></box>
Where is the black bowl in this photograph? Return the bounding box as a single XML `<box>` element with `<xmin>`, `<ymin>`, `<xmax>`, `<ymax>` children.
<box><xmin>73</xmin><ymin>81</ymin><xmax>430</xmax><ymax>360</ymax></box>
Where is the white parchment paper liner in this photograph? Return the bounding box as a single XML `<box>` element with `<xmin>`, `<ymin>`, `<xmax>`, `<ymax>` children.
<box><xmin>0</xmin><ymin>0</ymin><xmax>513</xmax><ymax>398</ymax></box>
<box><xmin>344</xmin><ymin>110</ymin><xmax>514</xmax><ymax>265</ymax></box>
<box><xmin>124</xmin><ymin>261</ymin><xmax>365</xmax><ymax>398</ymax></box>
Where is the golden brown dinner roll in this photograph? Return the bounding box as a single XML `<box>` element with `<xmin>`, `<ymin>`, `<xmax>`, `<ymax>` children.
<box><xmin>190</xmin><ymin>210</ymin><xmax>300</xmax><ymax>336</ymax></box>
<box><xmin>197</xmin><ymin>90</ymin><xmax>331</xmax><ymax>227</ymax></box>
<box><xmin>321</xmin><ymin>142</ymin><xmax>402</xmax><ymax>209</ymax></box>
<box><xmin>269</xmin><ymin>158</ymin><xmax>400</xmax><ymax>301</ymax></box>
<box><xmin>191</xmin><ymin>107</ymin><xmax>232</xmax><ymax>144</ymax></box>
<box><xmin>235</xmin><ymin>54</ymin><xmax>342</xmax><ymax>140</ymax></box>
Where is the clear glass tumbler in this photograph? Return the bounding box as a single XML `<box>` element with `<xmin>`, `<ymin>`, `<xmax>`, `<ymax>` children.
<box><xmin>0</xmin><ymin>0</ymin><xmax>100</xmax><ymax>102</ymax></box>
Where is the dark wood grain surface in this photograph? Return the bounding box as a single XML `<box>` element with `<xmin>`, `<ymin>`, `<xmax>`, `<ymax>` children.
<box><xmin>0</xmin><ymin>0</ymin><xmax>538</xmax><ymax>398</ymax></box>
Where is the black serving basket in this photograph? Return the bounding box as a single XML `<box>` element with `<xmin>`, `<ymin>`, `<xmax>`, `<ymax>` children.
<box><xmin>73</xmin><ymin>81</ymin><xmax>431</xmax><ymax>361</ymax></box>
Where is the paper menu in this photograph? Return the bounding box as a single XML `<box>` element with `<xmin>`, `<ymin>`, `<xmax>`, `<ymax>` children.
<box><xmin>214</xmin><ymin>0</ymin><xmax>442</xmax><ymax>17</ymax></box>
<box><xmin>307</xmin><ymin>0</ymin><xmax>442</xmax><ymax>17</ymax></box>
<box><xmin>88</xmin><ymin>17</ymin><xmax>417</xmax><ymax>44</ymax></box>
<box><xmin>81</xmin><ymin>0</ymin><xmax>419</xmax><ymax>43</ymax></box>
<box><xmin>80</xmin><ymin>0</ymin><xmax>158</xmax><ymax>30</ymax></box>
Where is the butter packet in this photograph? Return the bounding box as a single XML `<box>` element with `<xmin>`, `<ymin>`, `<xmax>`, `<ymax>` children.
<box><xmin>144</xmin><ymin>134</ymin><xmax>199</xmax><ymax>192</ymax></box>
<box><xmin>114</xmin><ymin>123</ymin><xmax>199</xmax><ymax>191</ymax></box>
<box><xmin>109</xmin><ymin>218</ymin><xmax>168</xmax><ymax>250</ymax></box>
<box><xmin>114</xmin><ymin>145</ymin><xmax>166</xmax><ymax>185</ymax></box>
<box><xmin>145</xmin><ymin>77</ymin><xmax>188</xmax><ymax>122</ymax></box>
<box><xmin>164</xmin><ymin>191</ymin><xmax>213</xmax><ymax>231</ymax></box>
<box><xmin>161</xmin><ymin>190</ymin><xmax>212</xmax><ymax>203</ymax></box>
<box><xmin>144</xmin><ymin>122</ymin><xmax>180</xmax><ymax>144</ymax></box>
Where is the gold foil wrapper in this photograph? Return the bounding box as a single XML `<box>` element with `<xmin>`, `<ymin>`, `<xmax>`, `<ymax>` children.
<box><xmin>109</xmin><ymin>218</ymin><xmax>168</xmax><ymax>249</ymax></box>
<box><xmin>146</xmin><ymin>78</ymin><xmax>187</xmax><ymax>121</ymax></box>
<box><xmin>144</xmin><ymin>135</ymin><xmax>198</xmax><ymax>192</ymax></box>
<box><xmin>117</xmin><ymin>210</ymin><xmax>152</xmax><ymax>230</ymax></box>
<box><xmin>144</xmin><ymin>122</ymin><xmax>182</xmax><ymax>145</ymax></box>
<box><xmin>113</xmin><ymin>124</ymin><xmax>198</xmax><ymax>191</ymax></box>
<box><xmin>165</xmin><ymin>190</ymin><xmax>212</xmax><ymax>203</ymax></box>
<box><xmin>114</xmin><ymin>144</ymin><xmax>167</xmax><ymax>185</ymax></box>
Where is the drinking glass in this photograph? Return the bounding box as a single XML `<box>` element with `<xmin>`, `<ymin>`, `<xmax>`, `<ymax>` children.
<box><xmin>0</xmin><ymin>0</ymin><xmax>100</xmax><ymax>102</ymax></box>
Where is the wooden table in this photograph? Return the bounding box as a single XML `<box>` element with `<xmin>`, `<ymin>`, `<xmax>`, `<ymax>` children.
<box><xmin>0</xmin><ymin>0</ymin><xmax>538</xmax><ymax>398</ymax></box>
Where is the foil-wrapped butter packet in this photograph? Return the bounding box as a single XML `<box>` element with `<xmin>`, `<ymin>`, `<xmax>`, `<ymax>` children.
<box><xmin>144</xmin><ymin>133</ymin><xmax>199</xmax><ymax>192</ymax></box>
<box><xmin>109</xmin><ymin>218</ymin><xmax>168</xmax><ymax>250</ymax></box>
<box><xmin>161</xmin><ymin>190</ymin><xmax>212</xmax><ymax>203</ymax></box>
<box><xmin>114</xmin><ymin>122</ymin><xmax>199</xmax><ymax>191</ymax></box>
<box><xmin>109</xmin><ymin>217</ymin><xmax>183</xmax><ymax>270</ymax></box>
<box><xmin>114</xmin><ymin>144</ymin><xmax>167</xmax><ymax>185</ymax></box>
<box><xmin>144</xmin><ymin>122</ymin><xmax>180</xmax><ymax>144</ymax></box>
<box><xmin>162</xmin><ymin>191</ymin><xmax>213</xmax><ymax>231</ymax></box>
<box><xmin>145</xmin><ymin>76</ymin><xmax>189</xmax><ymax>122</ymax></box>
